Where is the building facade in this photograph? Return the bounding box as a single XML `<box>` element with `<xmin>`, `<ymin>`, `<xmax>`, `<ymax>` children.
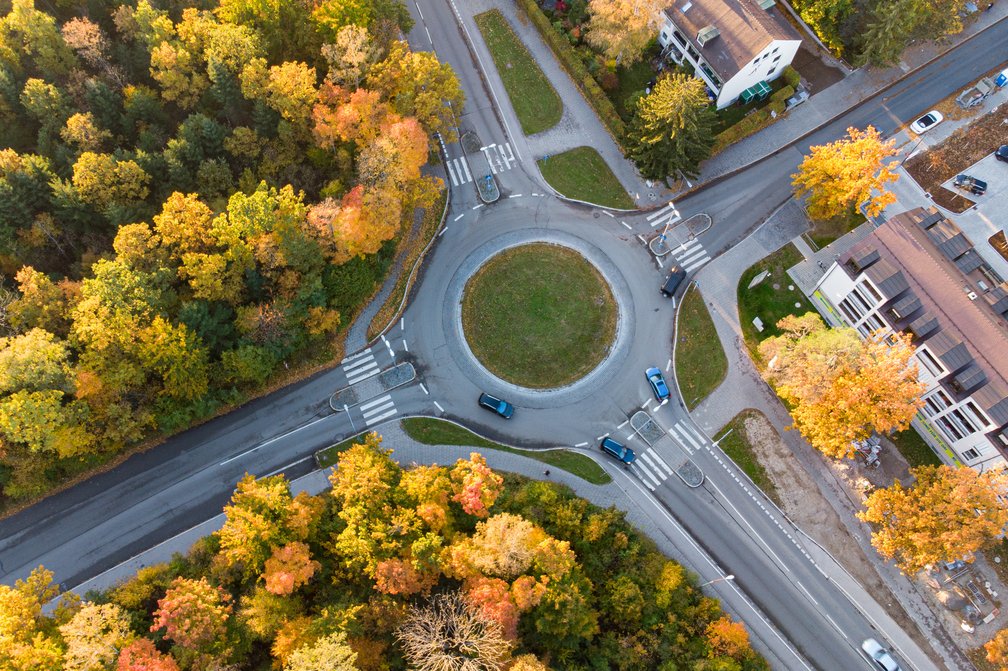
<box><xmin>656</xmin><ymin>0</ymin><xmax>801</xmax><ymax>109</ymax></box>
<box><xmin>809</xmin><ymin>208</ymin><xmax>1008</xmax><ymax>471</ymax></box>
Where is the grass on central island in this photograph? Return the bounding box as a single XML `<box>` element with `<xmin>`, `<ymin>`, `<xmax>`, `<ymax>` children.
<box><xmin>462</xmin><ymin>243</ymin><xmax>617</xmax><ymax>388</ymax></box>
<box><xmin>475</xmin><ymin>9</ymin><xmax>563</xmax><ymax>136</ymax></box>
<box><xmin>401</xmin><ymin>418</ymin><xmax>611</xmax><ymax>484</ymax></box>
<box><xmin>537</xmin><ymin>146</ymin><xmax>635</xmax><ymax>209</ymax></box>
<box><xmin>674</xmin><ymin>283</ymin><xmax>728</xmax><ymax>409</ymax></box>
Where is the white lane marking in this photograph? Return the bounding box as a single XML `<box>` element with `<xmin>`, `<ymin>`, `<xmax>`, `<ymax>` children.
<box><xmin>341</xmin><ymin>349</ymin><xmax>372</xmax><ymax>364</ymax></box>
<box><xmin>264</xmin><ymin>455</ymin><xmax>313</xmax><ymax>477</ymax></box>
<box><xmin>424</xmin><ymin>25</ymin><xmax>433</xmax><ymax>44</ymax></box>
<box><xmin>596</xmin><ymin>433</ymin><xmax>610</xmax><ymax>441</ymax></box>
<box><xmin>656</xmin><ymin>255</ymin><xmax>664</xmax><ymax>268</ymax></box>
<box><xmin>402</xmin><ymin>339</ymin><xmax>408</xmax><ymax>352</ymax></box>
<box><xmin>641</xmin><ymin>399</ymin><xmax>652</xmax><ymax>409</ymax></box>
<box><xmin>632</xmin><ymin>461</ymin><xmax>663</xmax><ymax>488</ymax></box>
<box><xmin>400</xmin><ymin>317</ymin><xmax>404</xmax><ymax>331</ymax></box>
<box><xmin>646</xmin><ymin>203</ymin><xmax>674</xmax><ymax>221</ymax></box>
<box><xmin>359</xmin><ymin>394</ymin><xmax>392</xmax><ymax>413</ymax></box>
<box><xmin>362</xmin><ymin>401</ymin><xmax>395</xmax><ymax>421</ymax></box>
<box><xmin>531</xmin><ymin>192</ymin><xmax>540</xmax><ymax>196</ymax></box>
<box><xmin>454</xmin><ymin>213</ymin><xmax>464</xmax><ymax>222</ymax></box>
<box><xmin>645</xmin><ymin>450</ymin><xmax>674</xmax><ymax>476</ymax></box>
<box><xmin>438</xmin><ymin>228</ymin><xmax>446</xmax><ymax>237</ymax></box>
<box><xmin>666</xmin><ymin>358</ymin><xmax>672</xmax><ymax>372</ymax></box>
<box><xmin>707</xmin><ymin>478</ymin><xmax>790</xmax><ymax>572</ymax></box>
<box><xmin>501</xmin><ymin>142</ymin><xmax>516</xmax><ymax>169</ymax></box>
<box><xmin>433</xmin><ymin>401</ymin><xmax>444</xmax><ymax>412</ymax></box>
<box><xmin>472</xmin><ymin>204</ymin><xmax>483</xmax><ymax>210</ymax></box>
<box><xmin>414</xmin><ymin>1</ymin><xmax>424</xmax><ymax>20</ymax></box>
<box><xmin>419</xmin><ymin>383</ymin><xmax>428</xmax><ymax>395</ymax></box>
<box><xmin>343</xmin><ymin>354</ymin><xmax>376</xmax><ymax>372</ymax></box>
<box><xmin>603</xmin><ymin>211</ymin><xmax>614</xmax><ymax>218</ymax></box>
<box><xmin>617</xmin><ymin>420</ymin><xmax>629</xmax><ymax>429</ymax></box>
<box><xmin>509</xmin><ymin>193</ymin><xmax>522</xmax><ymax>198</ymax></box>
<box><xmin>626</xmin><ymin>433</ymin><xmax>636</xmax><ymax>441</ymax></box>
<box><xmin>621</xmin><ymin>221</ymin><xmax>632</xmax><ymax>230</ymax></box>
<box><xmin>220</xmin><ymin>414</ymin><xmax>331</xmax><ymax>465</ymax></box>
<box><xmin>575</xmin><ymin>441</ymin><xmax>588</xmax><ymax>447</ymax></box>
<box><xmin>636</xmin><ymin>234</ymin><xmax>646</xmax><ymax>244</ymax></box>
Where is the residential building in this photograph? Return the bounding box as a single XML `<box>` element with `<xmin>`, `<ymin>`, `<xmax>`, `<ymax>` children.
<box><xmin>656</xmin><ymin>0</ymin><xmax>801</xmax><ymax>109</ymax></box>
<box><xmin>806</xmin><ymin>208</ymin><xmax>1008</xmax><ymax>471</ymax></box>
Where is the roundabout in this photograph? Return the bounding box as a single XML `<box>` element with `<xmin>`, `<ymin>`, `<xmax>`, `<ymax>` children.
<box><xmin>460</xmin><ymin>242</ymin><xmax>617</xmax><ymax>389</ymax></box>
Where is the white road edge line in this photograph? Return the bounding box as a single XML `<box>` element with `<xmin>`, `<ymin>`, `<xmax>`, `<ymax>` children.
<box><xmin>220</xmin><ymin>414</ymin><xmax>332</xmax><ymax>465</ymax></box>
<box><xmin>264</xmin><ymin>455</ymin><xmax>313</xmax><ymax>477</ymax></box>
<box><xmin>603</xmin><ymin>211</ymin><xmax>614</xmax><ymax>218</ymax></box>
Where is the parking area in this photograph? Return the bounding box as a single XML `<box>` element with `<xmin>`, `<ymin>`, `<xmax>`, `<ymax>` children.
<box><xmin>938</xmin><ymin>152</ymin><xmax>1008</xmax><ymax>205</ymax></box>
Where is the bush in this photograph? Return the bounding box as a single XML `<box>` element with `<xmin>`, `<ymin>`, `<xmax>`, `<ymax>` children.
<box><xmin>711</xmin><ymin>85</ymin><xmax>794</xmax><ymax>155</ymax></box>
<box><xmin>782</xmin><ymin>65</ymin><xmax>800</xmax><ymax>89</ymax></box>
<box><xmin>515</xmin><ymin>0</ymin><xmax>626</xmax><ymax>144</ymax></box>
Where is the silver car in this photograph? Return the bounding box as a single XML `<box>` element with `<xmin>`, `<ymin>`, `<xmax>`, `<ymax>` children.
<box><xmin>861</xmin><ymin>638</ymin><xmax>902</xmax><ymax>671</ymax></box>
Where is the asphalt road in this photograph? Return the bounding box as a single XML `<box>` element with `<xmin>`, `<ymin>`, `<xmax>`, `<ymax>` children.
<box><xmin>4</xmin><ymin>6</ymin><xmax>1004</xmax><ymax>670</ymax></box>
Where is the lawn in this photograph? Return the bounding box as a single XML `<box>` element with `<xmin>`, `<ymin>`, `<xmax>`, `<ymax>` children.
<box><xmin>400</xmin><ymin>418</ymin><xmax>611</xmax><ymax>484</ymax></box>
<box><xmin>737</xmin><ymin>243</ymin><xmax>814</xmax><ymax>363</ymax></box>
<box><xmin>474</xmin><ymin>10</ymin><xmax>563</xmax><ymax>135</ymax></box>
<box><xmin>537</xmin><ymin>146</ymin><xmax>634</xmax><ymax>209</ymax></box>
<box><xmin>806</xmin><ymin>206</ymin><xmax>866</xmax><ymax>249</ymax></box>
<box><xmin>888</xmin><ymin>428</ymin><xmax>942</xmax><ymax>468</ymax></box>
<box><xmin>714</xmin><ymin>410</ymin><xmax>781</xmax><ymax>506</ymax></box>
<box><xmin>462</xmin><ymin>243</ymin><xmax>616</xmax><ymax>388</ymax></box>
<box><xmin>610</xmin><ymin>57</ymin><xmax>658</xmax><ymax>122</ymax></box>
<box><xmin>675</xmin><ymin>283</ymin><xmax>727</xmax><ymax>409</ymax></box>
<box><xmin>315</xmin><ymin>435</ymin><xmax>363</xmax><ymax>468</ymax></box>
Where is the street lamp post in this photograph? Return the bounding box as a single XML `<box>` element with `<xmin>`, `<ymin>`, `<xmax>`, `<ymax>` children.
<box><xmin>343</xmin><ymin>403</ymin><xmax>356</xmax><ymax>433</ymax></box>
<box><xmin>698</xmin><ymin>574</ymin><xmax>735</xmax><ymax>588</ymax></box>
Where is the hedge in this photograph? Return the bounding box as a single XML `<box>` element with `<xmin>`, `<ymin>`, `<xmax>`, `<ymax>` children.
<box><xmin>514</xmin><ymin>0</ymin><xmax>627</xmax><ymax>145</ymax></box>
<box><xmin>711</xmin><ymin>84</ymin><xmax>795</xmax><ymax>155</ymax></box>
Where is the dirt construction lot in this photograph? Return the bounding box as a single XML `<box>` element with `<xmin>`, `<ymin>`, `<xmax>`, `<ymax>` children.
<box><xmin>905</xmin><ymin>101</ymin><xmax>1008</xmax><ymax>212</ymax></box>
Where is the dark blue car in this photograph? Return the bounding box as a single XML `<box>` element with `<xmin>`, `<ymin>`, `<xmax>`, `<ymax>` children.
<box><xmin>478</xmin><ymin>392</ymin><xmax>514</xmax><ymax>419</ymax></box>
<box><xmin>646</xmin><ymin>367</ymin><xmax>670</xmax><ymax>402</ymax></box>
<box><xmin>600</xmin><ymin>437</ymin><xmax>635</xmax><ymax>464</ymax></box>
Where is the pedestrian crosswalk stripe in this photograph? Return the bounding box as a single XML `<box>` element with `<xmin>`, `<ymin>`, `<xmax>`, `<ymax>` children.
<box><xmin>646</xmin><ymin>203</ymin><xmax>675</xmax><ymax>221</ymax></box>
<box><xmin>341</xmin><ymin>348</ymin><xmax>372</xmax><ymax>364</ymax></box>
<box><xmin>673</xmin><ymin>240</ymin><xmax>711</xmax><ymax>272</ymax></box>
<box><xmin>459</xmin><ymin>157</ymin><xmax>472</xmax><ymax>182</ymax></box>
<box><xmin>365</xmin><ymin>408</ymin><xmax>397</xmax><ymax>426</ymax></box>
<box><xmin>632</xmin><ymin>462</ymin><xmax>662</xmax><ymax>489</ymax></box>
<box><xmin>669</xmin><ymin>422</ymin><xmax>704</xmax><ymax>450</ymax></box>
<box><xmin>346</xmin><ymin>361</ymin><xmax>379</xmax><ymax>385</ymax></box>
<box><xmin>446</xmin><ymin>159</ymin><xmax>459</xmax><ymax>186</ymax></box>
<box><xmin>360</xmin><ymin>394</ymin><xmax>392</xmax><ymax>413</ymax></box>
<box><xmin>640</xmin><ymin>450</ymin><xmax>674</xmax><ymax>477</ymax></box>
<box><xmin>343</xmin><ymin>353</ymin><xmax>375</xmax><ymax>372</ymax></box>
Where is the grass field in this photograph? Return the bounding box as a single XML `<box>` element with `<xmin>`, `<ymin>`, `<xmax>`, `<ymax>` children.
<box><xmin>537</xmin><ymin>146</ymin><xmax>634</xmax><ymax>209</ymax></box>
<box><xmin>474</xmin><ymin>10</ymin><xmax>563</xmax><ymax>135</ymax></box>
<box><xmin>737</xmin><ymin>243</ymin><xmax>813</xmax><ymax>363</ymax></box>
<box><xmin>714</xmin><ymin>410</ymin><xmax>781</xmax><ymax>506</ymax></box>
<box><xmin>807</xmin><ymin>206</ymin><xmax>866</xmax><ymax>249</ymax></box>
<box><xmin>401</xmin><ymin>418</ymin><xmax>611</xmax><ymax>484</ymax></box>
<box><xmin>315</xmin><ymin>435</ymin><xmax>364</xmax><ymax>468</ymax></box>
<box><xmin>675</xmin><ymin>284</ymin><xmax>727</xmax><ymax>409</ymax></box>
<box><xmin>462</xmin><ymin>243</ymin><xmax>616</xmax><ymax>388</ymax></box>
<box><xmin>889</xmin><ymin>428</ymin><xmax>942</xmax><ymax>468</ymax></box>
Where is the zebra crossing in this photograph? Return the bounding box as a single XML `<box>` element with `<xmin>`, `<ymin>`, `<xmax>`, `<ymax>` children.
<box><xmin>666</xmin><ymin>420</ymin><xmax>706</xmax><ymax>455</ymax></box>
<box><xmin>670</xmin><ymin>238</ymin><xmax>711</xmax><ymax>273</ymax></box>
<box><xmin>630</xmin><ymin>448</ymin><xmax>674</xmax><ymax>491</ymax></box>
<box><xmin>646</xmin><ymin>202</ymin><xmax>681</xmax><ymax>228</ymax></box>
<box><xmin>359</xmin><ymin>393</ymin><xmax>398</xmax><ymax>427</ymax></box>
<box><xmin>340</xmin><ymin>348</ymin><xmax>380</xmax><ymax>385</ymax></box>
<box><xmin>444</xmin><ymin>142</ymin><xmax>517</xmax><ymax>186</ymax></box>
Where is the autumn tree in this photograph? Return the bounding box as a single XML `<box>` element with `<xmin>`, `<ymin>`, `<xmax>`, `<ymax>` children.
<box><xmin>586</xmin><ymin>0</ymin><xmax>663</xmax><ymax>64</ymax></box>
<box><xmin>759</xmin><ymin>313</ymin><xmax>924</xmax><ymax>459</ymax></box>
<box><xmin>0</xmin><ymin>566</ymin><xmax>64</xmax><ymax>671</ymax></box>
<box><xmin>263</xmin><ymin>542</ymin><xmax>321</xmax><ymax>595</ymax></box>
<box><xmin>284</xmin><ymin>631</ymin><xmax>358</xmax><ymax>671</ymax></box>
<box><xmin>59</xmin><ymin>603</ymin><xmax>133</xmax><ymax>671</ymax></box>
<box><xmin>705</xmin><ymin>615</ymin><xmax>751</xmax><ymax>660</ymax></box>
<box><xmin>397</xmin><ymin>591</ymin><xmax>511</xmax><ymax>671</ymax></box>
<box><xmin>858</xmin><ymin>465</ymin><xmax>1008</xmax><ymax>574</ymax></box>
<box><xmin>71</xmin><ymin>152</ymin><xmax>150</xmax><ymax>213</ymax></box>
<box><xmin>450</xmin><ymin>452</ymin><xmax>504</xmax><ymax>518</ymax></box>
<box><xmin>116</xmin><ymin>638</ymin><xmax>180</xmax><ymax>671</ymax></box>
<box><xmin>792</xmin><ymin>125</ymin><xmax>897</xmax><ymax>220</ymax></box>
<box><xmin>322</xmin><ymin>25</ymin><xmax>379</xmax><ymax>88</ymax></box>
<box><xmin>624</xmin><ymin>73</ymin><xmax>716</xmax><ymax>182</ymax></box>
<box><xmin>985</xmin><ymin>628</ymin><xmax>1008</xmax><ymax>671</ymax></box>
<box><xmin>150</xmin><ymin>576</ymin><xmax>232</xmax><ymax>652</ymax></box>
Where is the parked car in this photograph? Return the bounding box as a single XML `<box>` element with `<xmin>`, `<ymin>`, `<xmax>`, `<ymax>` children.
<box><xmin>996</xmin><ymin>145</ymin><xmax>1008</xmax><ymax>163</ymax></box>
<box><xmin>661</xmin><ymin>265</ymin><xmax>687</xmax><ymax>297</ymax></box>
<box><xmin>645</xmin><ymin>367</ymin><xmax>670</xmax><ymax>402</ymax></box>
<box><xmin>953</xmin><ymin>174</ymin><xmax>988</xmax><ymax>196</ymax></box>
<box><xmin>861</xmin><ymin>639</ymin><xmax>903</xmax><ymax>671</ymax></box>
<box><xmin>478</xmin><ymin>392</ymin><xmax>514</xmax><ymax>419</ymax></box>
<box><xmin>600</xmin><ymin>437</ymin><xmax>636</xmax><ymax>464</ymax></box>
<box><xmin>910</xmin><ymin>110</ymin><xmax>943</xmax><ymax>134</ymax></box>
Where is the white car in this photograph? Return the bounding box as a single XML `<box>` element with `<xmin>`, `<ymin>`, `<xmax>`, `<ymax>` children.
<box><xmin>910</xmin><ymin>110</ymin><xmax>943</xmax><ymax>134</ymax></box>
<box><xmin>862</xmin><ymin>638</ymin><xmax>903</xmax><ymax>671</ymax></box>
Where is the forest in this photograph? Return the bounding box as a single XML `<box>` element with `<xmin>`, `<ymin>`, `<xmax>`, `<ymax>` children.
<box><xmin>1</xmin><ymin>435</ymin><xmax>770</xmax><ymax>671</ymax></box>
<box><xmin>0</xmin><ymin>0</ymin><xmax>463</xmax><ymax>500</ymax></box>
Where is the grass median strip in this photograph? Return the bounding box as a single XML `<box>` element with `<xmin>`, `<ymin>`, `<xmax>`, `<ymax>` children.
<box><xmin>474</xmin><ymin>9</ymin><xmax>563</xmax><ymax>135</ymax></box>
<box><xmin>714</xmin><ymin>410</ymin><xmax>780</xmax><ymax>506</ymax></box>
<box><xmin>401</xmin><ymin>417</ymin><xmax>611</xmax><ymax>485</ymax></box>
<box><xmin>537</xmin><ymin>146</ymin><xmax>635</xmax><ymax>209</ymax></box>
<box><xmin>675</xmin><ymin>283</ymin><xmax>727</xmax><ymax>409</ymax></box>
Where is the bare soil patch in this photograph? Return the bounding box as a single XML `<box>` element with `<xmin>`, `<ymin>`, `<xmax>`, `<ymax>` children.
<box><xmin>904</xmin><ymin>100</ymin><xmax>1008</xmax><ymax>214</ymax></box>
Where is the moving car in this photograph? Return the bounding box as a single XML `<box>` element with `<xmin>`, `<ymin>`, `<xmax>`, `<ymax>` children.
<box><xmin>478</xmin><ymin>392</ymin><xmax>514</xmax><ymax>419</ymax></box>
<box><xmin>600</xmin><ymin>437</ymin><xmax>636</xmax><ymax>464</ymax></box>
<box><xmin>661</xmin><ymin>265</ymin><xmax>687</xmax><ymax>297</ymax></box>
<box><xmin>861</xmin><ymin>638</ymin><xmax>903</xmax><ymax>671</ymax></box>
<box><xmin>953</xmin><ymin>174</ymin><xmax>988</xmax><ymax>196</ymax></box>
<box><xmin>996</xmin><ymin>145</ymin><xmax>1008</xmax><ymax>163</ymax></box>
<box><xmin>910</xmin><ymin>110</ymin><xmax>943</xmax><ymax>134</ymax></box>
<box><xmin>645</xmin><ymin>367</ymin><xmax>670</xmax><ymax>402</ymax></box>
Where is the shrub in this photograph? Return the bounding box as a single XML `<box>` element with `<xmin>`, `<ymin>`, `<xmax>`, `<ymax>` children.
<box><xmin>710</xmin><ymin>85</ymin><xmax>794</xmax><ymax>155</ymax></box>
<box><xmin>783</xmin><ymin>65</ymin><xmax>800</xmax><ymax>89</ymax></box>
<box><xmin>597</xmin><ymin>70</ymin><xmax>619</xmax><ymax>92</ymax></box>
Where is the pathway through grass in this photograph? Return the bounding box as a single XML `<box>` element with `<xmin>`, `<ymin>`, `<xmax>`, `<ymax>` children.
<box><xmin>475</xmin><ymin>10</ymin><xmax>562</xmax><ymax>135</ymax></box>
<box><xmin>538</xmin><ymin>146</ymin><xmax>634</xmax><ymax>209</ymax></box>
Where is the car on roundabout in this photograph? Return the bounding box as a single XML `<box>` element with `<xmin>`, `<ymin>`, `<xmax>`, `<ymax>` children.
<box><xmin>600</xmin><ymin>437</ymin><xmax>636</xmax><ymax>465</ymax></box>
<box><xmin>861</xmin><ymin>638</ymin><xmax>903</xmax><ymax>671</ymax></box>
<box><xmin>646</xmin><ymin>367</ymin><xmax>670</xmax><ymax>402</ymax></box>
<box><xmin>478</xmin><ymin>392</ymin><xmax>514</xmax><ymax>419</ymax></box>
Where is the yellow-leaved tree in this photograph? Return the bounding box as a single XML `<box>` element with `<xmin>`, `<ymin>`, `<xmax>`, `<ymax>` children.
<box><xmin>759</xmin><ymin>313</ymin><xmax>925</xmax><ymax>458</ymax></box>
<box><xmin>985</xmin><ymin>628</ymin><xmax>1008</xmax><ymax>671</ymax></box>
<box><xmin>586</xmin><ymin>0</ymin><xmax>663</xmax><ymax>64</ymax></box>
<box><xmin>792</xmin><ymin>126</ymin><xmax>897</xmax><ymax>220</ymax></box>
<box><xmin>858</xmin><ymin>465</ymin><xmax>1008</xmax><ymax>574</ymax></box>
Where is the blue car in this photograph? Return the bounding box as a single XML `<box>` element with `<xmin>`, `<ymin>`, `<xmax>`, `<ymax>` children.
<box><xmin>478</xmin><ymin>392</ymin><xmax>514</xmax><ymax>419</ymax></box>
<box><xmin>600</xmin><ymin>437</ymin><xmax>635</xmax><ymax>464</ymax></box>
<box><xmin>646</xmin><ymin>367</ymin><xmax>670</xmax><ymax>402</ymax></box>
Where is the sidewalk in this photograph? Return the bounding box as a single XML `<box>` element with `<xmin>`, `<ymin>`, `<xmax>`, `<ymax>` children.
<box><xmin>691</xmin><ymin>203</ymin><xmax>971</xmax><ymax>671</ymax></box>
<box><xmin>696</xmin><ymin>10</ymin><xmax>1008</xmax><ymax>185</ymax></box>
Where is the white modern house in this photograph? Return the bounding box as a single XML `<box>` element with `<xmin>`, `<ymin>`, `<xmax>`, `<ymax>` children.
<box><xmin>808</xmin><ymin>208</ymin><xmax>1008</xmax><ymax>472</ymax></box>
<box><xmin>656</xmin><ymin>0</ymin><xmax>801</xmax><ymax>109</ymax></box>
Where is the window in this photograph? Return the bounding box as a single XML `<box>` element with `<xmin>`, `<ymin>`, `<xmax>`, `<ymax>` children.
<box><xmin>962</xmin><ymin>448</ymin><xmax>980</xmax><ymax>461</ymax></box>
<box><xmin>673</xmin><ymin>30</ymin><xmax>687</xmax><ymax>47</ymax></box>
<box><xmin>965</xmin><ymin>402</ymin><xmax>989</xmax><ymax>429</ymax></box>
<box><xmin>938</xmin><ymin>417</ymin><xmax>965</xmax><ymax>442</ymax></box>
<box><xmin>767</xmin><ymin>66</ymin><xmax>777</xmax><ymax>76</ymax></box>
<box><xmin>950</xmin><ymin>408</ymin><xmax>978</xmax><ymax>435</ymax></box>
<box><xmin>916</xmin><ymin>349</ymin><xmax>944</xmax><ymax>377</ymax></box>
<box><xmin>661</xmin><ymin>31</ymin><xmax>668</xmax><ymax>41</ymax></box>
<box><xmin>773</xmin><ymin>55</ymin><xmax>781</xmax><ymax>63</ymax></box>
<box><xmin>772</xmin><ymin>46</ymin><xmax>779</xmax><ymax>54</ymax></box>
<box><xmin>923</xmin><ymin>389</ymin><xmax>952</xmax><ymax>417</ymax></box>
<box><xmin>839</xmin><ymin>299</ymin><xmax>862</xmax><ymax>323</ymax></box>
